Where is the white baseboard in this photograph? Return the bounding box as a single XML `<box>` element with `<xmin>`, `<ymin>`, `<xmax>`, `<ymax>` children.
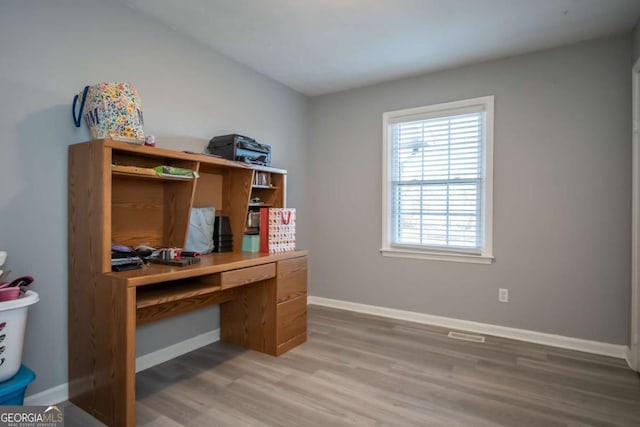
<box><xmin>624</xmin><ymin>346</ymin><xmax>634</xmax><ymax>369</ymax></box>
<box><xmin>308</xmin><ymin>296</ymin><xmax>628</xmax><ymax>360</ymax></box>
<box><xmin>24</xmin><ymin>329</ymin><xmax>221</xmax><ymax>406</ymax></box>
<box><xmin>135</xmin><ymin>329</ymin><xmax>220</xmax><ymax>372</ymax></box>
<box><xmin>24</xmin><ymin>383</ymin><xmax>68</xmax><ymax>406</ymax></box>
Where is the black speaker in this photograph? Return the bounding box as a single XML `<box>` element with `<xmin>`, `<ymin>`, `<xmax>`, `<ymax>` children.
<box><xmin>213</xmin><ymin>216</ymin><xmax>233</xmax><ymax>252</ymax></box>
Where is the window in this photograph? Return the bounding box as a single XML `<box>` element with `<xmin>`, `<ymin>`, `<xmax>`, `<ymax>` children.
<box><xmin>381</xmin><ymin>96</ymin><xmax>494</xmax><ymax>264</ymax></box>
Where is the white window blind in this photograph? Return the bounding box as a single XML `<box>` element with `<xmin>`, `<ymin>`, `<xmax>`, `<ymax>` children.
<box><xmin>382</xmin><ymin>96</ymin><xmax>493</xmax><ymax>263</ymax></box>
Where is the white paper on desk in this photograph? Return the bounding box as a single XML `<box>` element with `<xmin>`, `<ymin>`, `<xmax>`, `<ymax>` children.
<box><xmin>185</xmin><ymin>207</ymin><xmax>215</xmax><ymax>254</ymax></box>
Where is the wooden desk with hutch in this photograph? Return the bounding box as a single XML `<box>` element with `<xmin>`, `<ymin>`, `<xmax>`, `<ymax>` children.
<box><xmin>68</xmin><ymin>139</ymin><xmax>308</xmax><ymax>427</ymax></box>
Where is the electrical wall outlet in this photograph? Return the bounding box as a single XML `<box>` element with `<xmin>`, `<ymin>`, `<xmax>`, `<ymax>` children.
<box><xmin>498</xmin><ymin>288</ymin><xmax>509</xmax><ymax>303</ymax></box>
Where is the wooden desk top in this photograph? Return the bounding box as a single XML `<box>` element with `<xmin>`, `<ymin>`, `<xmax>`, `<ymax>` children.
<box><xmin>105</xmin><ymin>250</ymin><xmax>308</xmax><ymax>287</ymax></box>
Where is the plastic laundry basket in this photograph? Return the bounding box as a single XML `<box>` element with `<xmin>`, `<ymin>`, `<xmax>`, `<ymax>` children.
<box><xmin>0</xmin><ymin>291</ymin><xmax>39</xmax><ymax>382</ymax></box>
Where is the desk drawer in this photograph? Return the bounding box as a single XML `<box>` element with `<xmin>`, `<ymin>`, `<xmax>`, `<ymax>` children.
<box><xmin>277</xmin><ymin>295</ymin><xmax>307</xmax><ymax>345</ymax></box>
<box><xmin>277</xmin><ymin>256</ymin><xmax>307</xmax><ymax>303</ymax></box>
<box><xmin>220</xmin><ymin>263</ymin><xmax>276</xmax><ymax>289</ymax></box>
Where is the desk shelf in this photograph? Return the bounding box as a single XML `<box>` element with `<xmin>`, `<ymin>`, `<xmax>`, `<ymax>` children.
<box><xmin>136</xmin><ymin>279</ymin><xmax>221</xmax><ymax>309</ymax></box>
<box><xmin>136</xmin><ymin>280</ymin><xmax>237</xmax><ymax>326</ymax></box>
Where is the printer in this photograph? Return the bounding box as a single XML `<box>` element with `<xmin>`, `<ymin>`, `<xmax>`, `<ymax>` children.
<box><xmin>207</xmin><ymin>134</ymin><xmax>271</xmax><ymax>166</ymax></box>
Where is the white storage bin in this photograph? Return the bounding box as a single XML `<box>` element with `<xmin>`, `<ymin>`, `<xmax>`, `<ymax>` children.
<box><xmin>0</xmin><ymin>291</ymin><xmax>39</xmax><ymax>382</ymax></box>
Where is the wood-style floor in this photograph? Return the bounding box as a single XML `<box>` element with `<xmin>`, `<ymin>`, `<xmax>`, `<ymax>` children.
<box><xmin>62</xmin><ymin>305</ymin><xmax>640</xmax><ymax>426</ymax></box>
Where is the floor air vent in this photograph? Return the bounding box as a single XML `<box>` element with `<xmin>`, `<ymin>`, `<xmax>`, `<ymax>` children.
<box><xmin>447</xmin><ymin>331</ymin><xmax>486</xmax><ymax>343</ymax></box>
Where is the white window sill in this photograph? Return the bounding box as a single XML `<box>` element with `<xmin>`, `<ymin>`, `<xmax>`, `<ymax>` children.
<box><xmin>380</xmin><ymin>248</ymin><xmax>494</xmax><ymax>264</ymax></box>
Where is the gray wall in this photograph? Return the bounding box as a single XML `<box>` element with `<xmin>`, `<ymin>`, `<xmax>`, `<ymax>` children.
<box><xmin>0</xmin><ymin>0</ymin><xmax>308</xmax><ymax>396</ymax></box>
<box><xmin>634</xmin><ymin>19</ymin><xmax>640</xmax><ymax>63</ymax></box>
<box><xmin>308</xmin><ymin>35</ymin><xmax>632</xmax><ymax>345</ymax></box>
<box><xmin>0</xmin><ymin>0</ymin><xmax>633</xmax><ymax>400</ymax></box>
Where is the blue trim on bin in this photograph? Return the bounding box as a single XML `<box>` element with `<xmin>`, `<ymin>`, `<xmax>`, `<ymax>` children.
<box><xmin>0</xmin><ymin>365</ymin><xmax>35</xmax><ymax>406</ymax></box>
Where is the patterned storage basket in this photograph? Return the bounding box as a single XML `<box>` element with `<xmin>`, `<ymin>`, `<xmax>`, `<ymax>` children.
<box><xmin>72</xmin><ymin>82</ymin><xmax>144</xmax><ymax>140</ymax></box>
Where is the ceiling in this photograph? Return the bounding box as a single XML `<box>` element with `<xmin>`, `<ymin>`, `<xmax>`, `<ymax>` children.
<box><xmin>117</xmin><ymin>0</ymin><xmax>640</xmax><ymax>96</ymax></box>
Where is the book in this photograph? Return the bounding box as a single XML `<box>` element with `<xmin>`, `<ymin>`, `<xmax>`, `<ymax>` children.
<box><xmin>148</xmin><ymin>257</ymin><xmax>201</xmax><ymax>267</ymax></box>
<box><xmin>111</xmin><ymin>257</ymin><xmax>143</xmax><ymax>266</ymax></box>
<box><xmin>153</xmin><ymin>165</ymin><xmax>199</xmax><ymax>179</ymax></box>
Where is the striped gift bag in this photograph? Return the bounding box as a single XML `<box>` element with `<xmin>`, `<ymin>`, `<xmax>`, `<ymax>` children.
<box><xmin>259</xmin><ymin>208</ymin><xmax>296</xmax><ymax>254</ymax></box>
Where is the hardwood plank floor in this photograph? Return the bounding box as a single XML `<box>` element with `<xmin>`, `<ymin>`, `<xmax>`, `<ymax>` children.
<box><xmin>62</xmin><ymin>305</ymin><xmax>640</xmax><ymax>426</ymax></box>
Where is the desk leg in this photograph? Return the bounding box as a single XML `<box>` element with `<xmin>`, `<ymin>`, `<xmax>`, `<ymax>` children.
<box><xmin>117</xmin><ymin>286</ymin><xmax>137</xmax><ymax>427</ymax></box>
<box><xmin>99</xmin><ymin>280</ymin><xmax>136</xmax><ymax>427</ymax></box>
<box><xmin>221</xmin><ymin>279</ymin><xmax>277</xmax><ymax>355</ymax></box>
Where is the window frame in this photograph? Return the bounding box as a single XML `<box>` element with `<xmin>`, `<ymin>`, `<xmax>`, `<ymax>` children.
<box><xmin>381</xmin><ymin>96</ymin><xmax>494</xmax><ymax>264</ymax></box>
